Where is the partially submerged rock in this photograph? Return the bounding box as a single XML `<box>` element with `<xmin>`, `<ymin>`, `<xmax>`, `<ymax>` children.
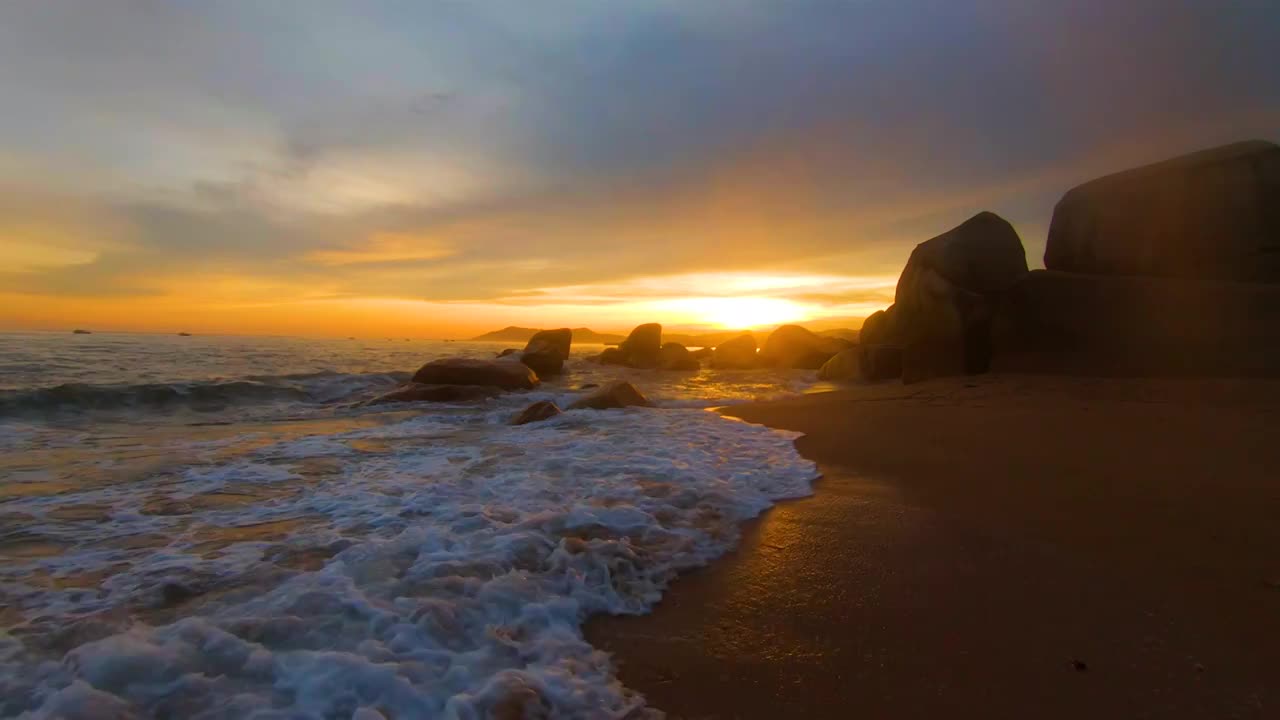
<box><xmin>520</xmin><ymin>328</ymin><xmax>572</xmax><ymax>376</ymax></box>
<box><xmin>512</xmin><ymin>400</ymin><xmax>563</xmax><ymax>425</ymax></box>
<box><xmin>760</xmin><ymin>324</ymin><xmax>847</xmax><ymax>369</ymax></box>
<box><xmin>710</xmin><ymin>333</ymin><xmax>758</xmax><ymax>369</ymax></box>
<box><xmin>366</xmin><ymin>383</ymin><xmax>502</xmax><ymax>405</ymax></box>
<box><xmin>567</xmin><ymin>381</ymin><xmax>651</xmax><ymax>410</ymax></box>
<box><xmin>616</xmin><ymin>323</ymin><xmax>663</xmax><ymax>368</ymax></box>
<box><xmin>597</xmin><ymin>323</ymin><xmax>667</xmax><ymax>368</ymax></box>
<box><xmin>411</xmin><ymin>358</ymin><xmax>539</xmax><ymax>390</ymax></box>
<box><xmin>658</xmin><ymin>342</ymin><xmax>700</xmax><ymax>371</ymax></box>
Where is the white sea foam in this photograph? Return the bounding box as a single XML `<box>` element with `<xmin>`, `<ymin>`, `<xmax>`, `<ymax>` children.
<box><xmin>2</xmin><ymin>403</ymin><xmax>816</xmax><ymax>718</ymax></box>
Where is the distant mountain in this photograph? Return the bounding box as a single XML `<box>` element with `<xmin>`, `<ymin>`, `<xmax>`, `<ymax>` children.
<box><xmin>470</xmin><ymin>326</ymin><xmax>541</xmax><ymax>342</ymax></box>
<box><xmin>470</xmin><ymin>326</ymin><xmax>626</xmax><ymax>344</ymax></box>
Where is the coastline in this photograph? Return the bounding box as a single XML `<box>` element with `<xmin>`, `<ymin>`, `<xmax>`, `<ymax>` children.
<box><xmin>588</xmin><ymin>374</ymin><xmax>1280</xmax><ymax>718</ymax></box>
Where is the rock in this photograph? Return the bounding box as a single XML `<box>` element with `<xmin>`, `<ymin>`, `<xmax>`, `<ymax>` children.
<box><xmin>690</xmin><ymin>347</ymin><xmax>714</xmax><ymax>360</ymax></box>
<box><xmin>760</xmin><ymin>324</ymin><xmax>847</xmax><ymax>369</ymax></box>
<box><xmin>858</xmin><ymin>344</ymin><xmax>904</xmax><ymax>382</ymax></box>
<box><xmin>991</xmin><ymin>270</ymin><xmax>1280</xmax><ymax>376</ymax></box>
<box><xmin>871</xmin><ymin>211</ymin><xmax>1027</xmax><ymax>381</ymax></box>
<box><xmin>658</xmin><ymin>342</ymin><xmax>700</xmax><ymax>370</ymax></box>
<box><xmin>857</xmin><ymin>308</ymin><xmax>895</xmax><ymax>347</ymax></box>
<box><xmin>897</xmin><ymin>211</ymin><xmax>1029</xmax><ymax>303</ymax></box>
<box><xmin>710</xmin><ymin>334</ymin><xmax>758</xmax><ymax>369</ymax></box>
<box><xmin>512</xmin><ymin>400</ymin><xmax>562</xmax><ymax>425</ymax></box>
<box><xmin>496</xmin><ymin>348</ymin><xmax>519</xmax><ymax>358</ymax></box>
<box><xmin>567</xmin><ymin>381</ymin><xmax>651</xmax><ymax>410</ymax></box>
<box><xmin>411</xmin><ymin>358</ymin><xmax>539</xmax><ymax>390</ymax></box>
<box><xmin>1045</xmin><ymin>140</ymin><xmax>1280</xmax><ymax>282</ymax></box>
<box><xmin>618</xmin><ymin>323</ymin><xmax>663</xmax><ymax>368</ymax></box>
<box><xmin>365</xmin><ymin>383</ymin><xmax>503</xmax><ymax>405</ymax></box>
<box><xmin>158</xmin><ymin>582</ymin><xmax>201</xmax><ymax>608</ymax></box>
<box><xmin>817</xmin><ymin>348</ymin><xmax>862</xmax><ymax>381</ymax></box>
<box><xmin>520</xmin><ymin>328</ymin><xmax>572</xmax><ymax>376</ymax></box>
<box><xmin>597</xmin><ymin>347</ymin><xmax>625</xmax><ymax>365</ymax></box>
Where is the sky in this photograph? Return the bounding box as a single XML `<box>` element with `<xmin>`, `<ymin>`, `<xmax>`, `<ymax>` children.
<box><xmin>2</xmin><ymin>1</ymin><xmax>1278</xmax><ymax>337</ymax></box>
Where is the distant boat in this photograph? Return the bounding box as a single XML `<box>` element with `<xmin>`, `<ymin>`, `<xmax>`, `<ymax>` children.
<box><xmin>72</xmin><ymin>329</ymin><xmax>92</xmax><ymax>334</ymax></box>
<box><xmin>178</xmin><ymin>332</ymin><xmax>192</xmax><ymax>336</ymax></box>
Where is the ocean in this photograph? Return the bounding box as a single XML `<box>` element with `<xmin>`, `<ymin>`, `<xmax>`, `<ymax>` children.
<box><xmin>0</xmin><ymin>331</ymin><xmax>819</xmax><ymax>718</ymax></box>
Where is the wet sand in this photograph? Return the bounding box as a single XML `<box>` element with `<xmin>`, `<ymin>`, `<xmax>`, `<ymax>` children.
<box><xmin>588</xmin><ymin>375</ymin><xmax>1280</xmax><ymax>718</ymax></box>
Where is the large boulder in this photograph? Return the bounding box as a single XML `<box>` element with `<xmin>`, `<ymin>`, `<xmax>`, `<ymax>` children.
<box><xmin>567</xmin><ymin>381</ymin><xmax>652</xmax><ymax>410</ymax></box>
<box><xmin>869</xmin><ymin>211</ymin><xmax>1028</xmax><ymax>382</ymax></box>
<box><xmin>411</xmin><ymin>358</ymin><xmax>539</xmax><ymax>390</ymax></box>
<box><xmin>512</xmin><ymin>400</ymin><xmax>563</xmax><ymax>425</ymax></box>
<box><xmin>760</xmin><ymin>325</ymin><xmax>847</xmax><ymax>369</ymax></box>
<box><xmin>858</xmin><ymin>345</ymin><xmax>904</xmax><ymax>382</ymax></box>
<box><xmin>365</xmin><ymin>383</ymin><xmax>502</xmax><ymax>405</ymax></box>
<box><xmin>520</xmin><ymin>328</ymin><xmax>572</xmax><ymax>376</ymax></box>
<box><xmin>992</xmin><ymin>270</ymin><xmax>1280</xmax><ymax>377</ymax></box>
<box><xmin>857</xmin><ymin>308</ymin><xmax>895</xmax><ymax>347</ymax></box>
<box><xmin>657</xmin><ymin>342</ymin><xmax>700</xmax><ymax>371</ymax></box>
<box><xmin>896</xmin><ymin>211</ymin><xmax>1030</xmax><ymax>304</ymax></box>
<box><xmin>617</xmin><ymin>323</ymin><xmax>663</xmax><ymax>368</ymax></box>
<box><xmin>1045</xmin><ymin>140</ymin><xmax>1280</xmax><ymax>282</ymax></box>
<box><xmin>817</xmin><ymin>348</ymin><xmax>861</xmax><ymax>382</ymax></box>
<box><xmin>710</xmin><ymin>334</ymin><xmax>758</xmax><ymax>369</ymax></box>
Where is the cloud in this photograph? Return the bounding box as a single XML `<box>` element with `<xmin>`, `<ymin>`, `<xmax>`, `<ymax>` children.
<box><xmin>0</xmin><ymin>1</ymin><xmax>1278</xmax><ymax>333</ymax></box>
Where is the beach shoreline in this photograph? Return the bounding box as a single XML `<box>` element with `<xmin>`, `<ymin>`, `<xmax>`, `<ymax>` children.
<box><xmin>588</xmin><ymin>374</ymin><xmax>1280</xmax><ymax>718</ymax></box>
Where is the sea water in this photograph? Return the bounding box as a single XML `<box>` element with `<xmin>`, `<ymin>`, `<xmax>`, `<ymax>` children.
<box><xmin>0</xmin><ymin>332</ymin><xmax>819</xmax><ymax>718</ymax></box>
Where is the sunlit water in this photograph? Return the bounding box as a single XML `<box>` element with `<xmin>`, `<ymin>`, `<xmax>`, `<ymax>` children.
<box><xmin>0</xmin><ymin>331</ymin><xmax>820</xmax><ymax>718</ymax></box>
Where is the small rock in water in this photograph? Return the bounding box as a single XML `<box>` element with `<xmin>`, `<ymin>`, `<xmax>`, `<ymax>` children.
<box><xmin>512</xmin><ymin>400</ymin><xmax>562</xmax><ymax>425</ymax></box>
<box><xmin>567</xmin><ymin>381</ymin><xmax>651</xmax><ymax>410</ymax></box>
<box><xmin>158</xmin><ymin>582</ymin><xmax>200</xmax><ymax>608</ymax></box>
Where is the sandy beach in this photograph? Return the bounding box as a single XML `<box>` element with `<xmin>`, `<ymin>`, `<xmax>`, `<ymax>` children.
<box><xmin>589</xmin><ymin>375</ymin><xmax>1280</xmax><ymax>718</ymax></box>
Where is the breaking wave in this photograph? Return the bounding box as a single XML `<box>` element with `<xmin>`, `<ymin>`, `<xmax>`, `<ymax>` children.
<box><xmin>0</xmin><ymin>371</ymin><xmax>409</xmax><ymax>417</ymax></box>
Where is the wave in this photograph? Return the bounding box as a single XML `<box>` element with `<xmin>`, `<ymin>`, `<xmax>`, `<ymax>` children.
<box><xmin>0</xmin><ymin>370</ymin><xmax>410</xmax><ymax>417</ymax></box>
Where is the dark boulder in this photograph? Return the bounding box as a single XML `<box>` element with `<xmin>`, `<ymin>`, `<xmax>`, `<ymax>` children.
<box><xmin>567</xmin><ymin>381</ymin><xmax>652</xmax><ymax>410</ymax></box>
<box><xmin>1045</xmin><ymin>140</ymin><xmax>1280</xmax><ymax>282</ymax></box>
<box><xmin>857</xmin><ymin>308</ymin><xmax>895</xmax><ymax>347</ymax></box>
<box><xmin>690</xmin><ymin>347</ymin><xmax>714</xmax><ymax>361</ymax></box>
<box><xmin>596</xmin><ymin>347</ymin><xmax>626</xmax><ymax>365</ymax></box>
<box><xmin>896</xmin><ymin>211</ymin><xmax>1029</xmax><ymax>304</ymax></box>
<box><xmin>991</xmin><ymin>270</ymin><xmax>1280</xmax><ymax>377</ymax></box>
<box><xmin>617</xmin><ymin>323</ymin><xmax>663</xmax><ymax>368</ymax></box>
<box><xmin>817</xmin><ymin>348</ymin><xmax>861</xmax><ymax>382</ymax></box>
<box><xmin>710</xmin><ymin>334</ymin><xmax>758</xmax><ymax>369</ymax></box>
<box><xmin>411</xmin><ymin>358</ymin><xmax>539</xmax><ymax>390</ymax></box>
<box><xmin>870</xmin><ymin>211</ymin><xmax>1028</xmax><ymax>382</ymax></box>
<box><xmin>658</xmin><ymin>342</ymin><xmax>700</xmax><ymax>371</ymax></box>
<box><xmin>512</xmin><ymin>400</ymin><xmax>563</xmax><ymax>425</ymax></box>
<box><xmin>496</xmin><ymin>348</ymin><xmax>519</xmax><ymax>358</ymax></box>
<box><xmin>858</xmin><ymin>345</ymin><xmax>904</xmax><ymax>382</ymax></box>
<box><xmin>521</xmin><ymin>328</ymin><xmax>572</xmax><ymax>376</ymax></box>
<box><xmin>365</xmin><ymin>383</ymin><xmax>503</xmax><ymax>405</ymax></box>
<box><xmin>760</xmin><ymin>325</ymin><xmax>847</xmax><ymax>369</ymax></box>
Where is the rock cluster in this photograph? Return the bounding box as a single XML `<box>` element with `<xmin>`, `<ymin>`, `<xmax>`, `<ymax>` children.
<box><xmin>848</xmin><ymin>139</ymin><xmax>1280</xmax><ymax>382</ymax></box>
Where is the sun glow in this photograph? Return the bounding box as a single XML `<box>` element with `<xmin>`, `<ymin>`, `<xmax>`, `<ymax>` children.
<box><xmin>657</xmin><ymin>296</ymin><xmax>814</xmax><ymax>330</ymax></box>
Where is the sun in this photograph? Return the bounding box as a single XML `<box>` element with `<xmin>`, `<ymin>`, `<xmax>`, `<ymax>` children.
<box><xmin>667</xmin><ymin>296</ymin><xmax>812</xmax><ymax>330</ymax></box>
